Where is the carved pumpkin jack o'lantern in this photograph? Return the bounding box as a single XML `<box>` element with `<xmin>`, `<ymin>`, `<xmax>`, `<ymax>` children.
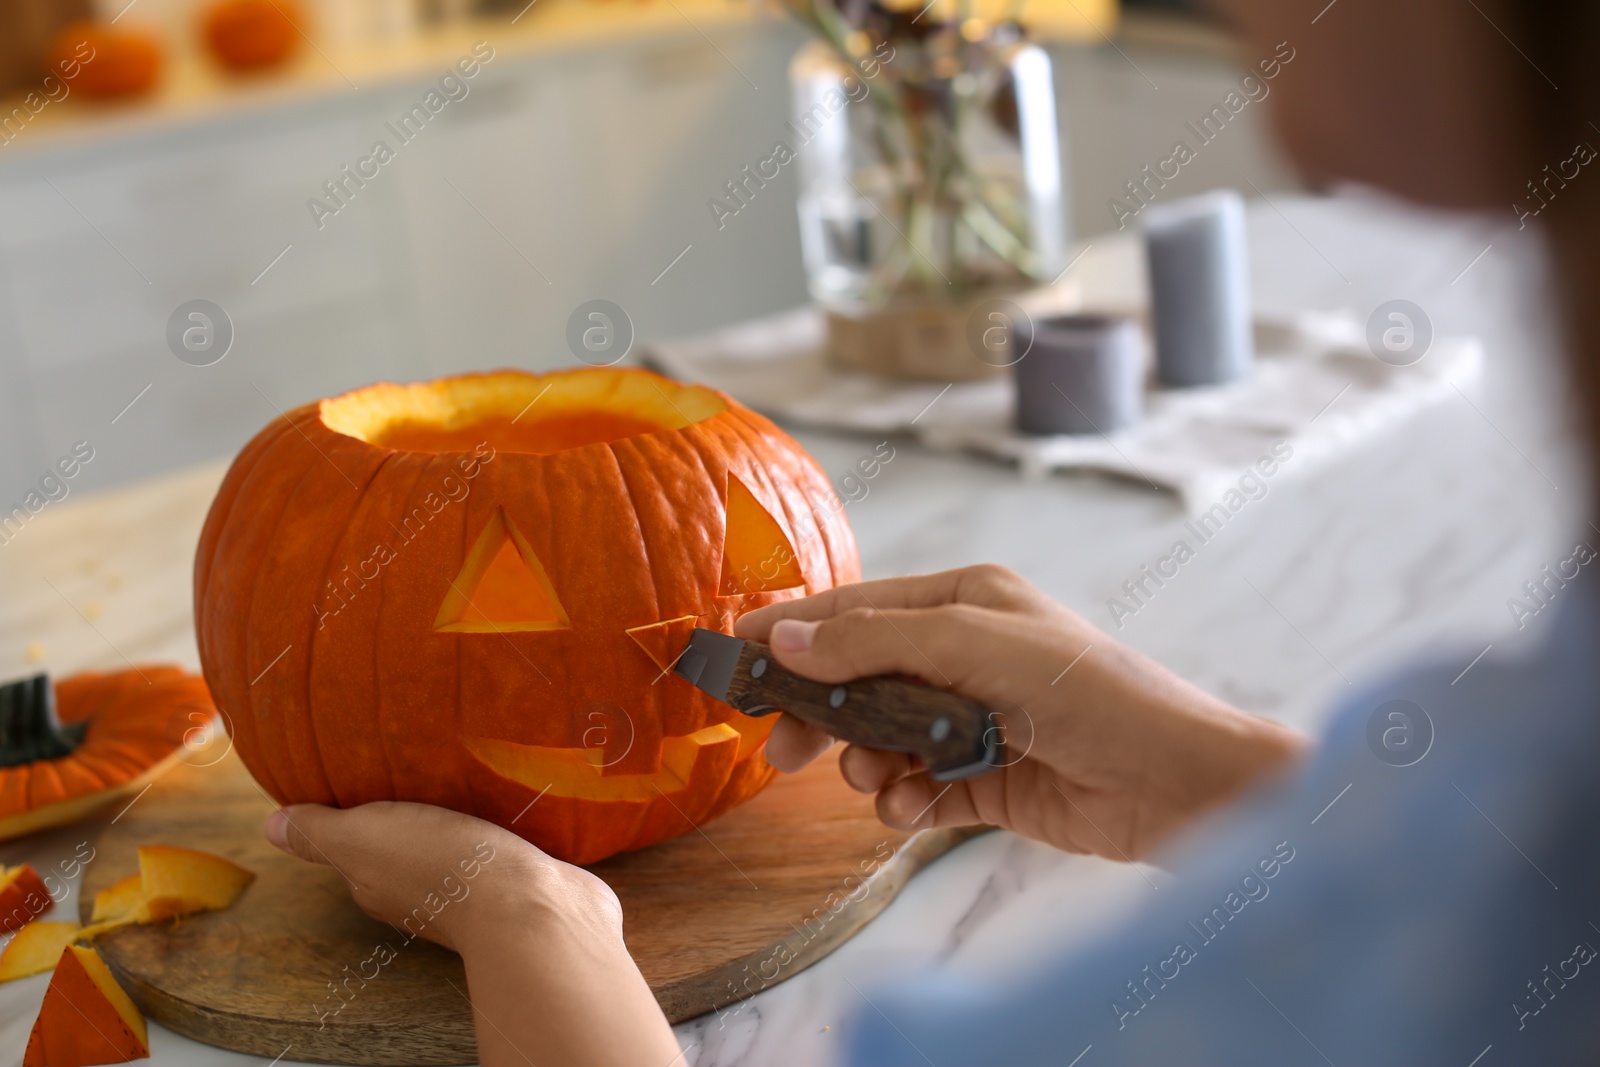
<box><xmin>195</xmin><ymin>368</ymin><xmax>860</xmax><ymax>864</ymax></box>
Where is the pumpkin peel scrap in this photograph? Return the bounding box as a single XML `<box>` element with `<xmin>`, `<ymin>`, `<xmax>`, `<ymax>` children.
<box><xmin>0</xmin><ymin>921</ymin><xmax>84</xmax><ymax>982</ymax></box>
<box><xmin>0</xmin><ymin>863</ymin><xmax>52</xmax><ymax>932</ymax></box>
<box><xmin>88</xmin><ymin>875</ymin><xmax>143</xmax><ymax>925</ymax></box>
<box><xmin>23</xmin><ymin>945</ymin><xmax>149</xmax><ymax>1066</ymax></box>
<box><xmin>98</xmin><ymin>845</ymin><xmax>255</xmax><ymax>925</ymax></box>
<box><xmin>1</xmin><ymin>847</ymin><xmax>255</xmax><ymax>985</ymax></box>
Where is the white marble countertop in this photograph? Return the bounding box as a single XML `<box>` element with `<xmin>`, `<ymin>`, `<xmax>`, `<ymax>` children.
<box><xmin>0</xmin><ymin>192</ymin><xmax>1587</xmax><ymax>1066</ymax></box>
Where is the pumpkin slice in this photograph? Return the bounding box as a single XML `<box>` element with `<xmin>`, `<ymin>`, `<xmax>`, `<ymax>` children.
<box><xmin>0</xmin><ymin>863</ymin><xmax>52</xmax><ymax>932</ymax></box>
<box><xmin>0</xmin><ymin>667</ymin><xmax>214</xmax><ymax>842</ymax></box>
<box><xmin>96</xmin><ymin>846</ymin><xmax>255</xmax><ymax>928</ymax></box>
<box><xmin>89</xmin><ymin>874</ymin><xmax>143</xmax><ymax>924</ymax></box>
<box><xmin>0</xmin><ymin>847</ymin><xmax>256</xmax><ymax>985</ymax></box>
<box><xmin>23</xmin><ymin>944</ymin><xmax>149</xmax><ymax>1066</ymax></box>
<box><xmin>0</xmin><ymin>921</ymin><xmax>83</xmax><ymax>981</ymax></box>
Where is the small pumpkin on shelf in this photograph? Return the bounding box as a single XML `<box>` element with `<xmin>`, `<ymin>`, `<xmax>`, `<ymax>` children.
<box><xmin>202</xmin><ymin>0</ymin><xmax>303</xmax><ymax>71</ymax></box>
<box><xmin>0</xmin><ymin>667</ymin><xmax>214</xmax><ymax>842</ymax></box>
<box><xmin>48</xmin><ymin>22</ymin><xmax>163</xmax><ymax>99</ymax></box>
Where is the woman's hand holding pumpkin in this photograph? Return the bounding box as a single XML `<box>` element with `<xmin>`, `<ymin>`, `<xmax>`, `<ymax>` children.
<box><xmin>264</xmin><ymin>802</ymin><xmax>680</xmax><ymax>1066</ymax></box>
<box><xmin>736</xmin><ymin>565</ymin><xmax>1309</xmax><ymax>861</ymax></box>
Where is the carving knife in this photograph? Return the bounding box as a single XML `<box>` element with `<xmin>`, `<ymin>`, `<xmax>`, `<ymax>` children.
<box><xmin>673</xmin><ymin>627</ymin><xmax>1001</xmax><ymax>781</ymax></box>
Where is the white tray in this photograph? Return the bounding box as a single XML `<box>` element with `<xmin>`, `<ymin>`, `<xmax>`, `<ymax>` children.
<box><xmin>643</xmin><ymin>304</ymin><xmax>1482</xmax><ymax>514</ymax></box>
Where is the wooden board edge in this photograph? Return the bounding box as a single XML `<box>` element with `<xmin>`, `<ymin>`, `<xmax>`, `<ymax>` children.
<box><xmin>100</xmin><ymin>941</ymin><xmax>480</xmax><ymax>1067</ymax></box>
<box><xmin>99</xmin><ymin>826</ymin><xmax>993</xmax><ymax>1063</ymax></box>
<box><xmin>655</xmin><ymin>825</ymin><xmax>991</xmax><ymax>1023</ymax></box>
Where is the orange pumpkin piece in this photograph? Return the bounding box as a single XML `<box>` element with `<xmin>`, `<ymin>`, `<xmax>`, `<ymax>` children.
<box><xmin>88</xmin><ymin>875</ymin><xmax>142</xmax><ymax>924</ymax></box>
<box><xmin>49</xmin><ymin>22</ymin><xmax>163</xmax><ymax>99</ymax></box>
<box><xmin>202</xmin><ymin>0</ymin><xmax>302</xmax><ymax>70</ymax></box>
<box><xmin>23</xmin><ymin>945</ymin><xmax>148</xmax><ymax>1066</ymax></box>
<box><xmin>0</xmin><ymin>921</ymin><xmax>83</xmax><ymax>982</ymax></box>
<box><xmin>0</xmin><ymin>668</ymin><xmax>212</xmax><ymax>843</ymax></box>
<box><xmin>194</xmin><ymin>367</ymin><xmax>861</xmax><ymax>865</ymax></box>
<box><xmin>0</xmin><ymin>863</ymin><xmax>52</xmax><ymax>932</ymax></box>
<box><xmin>84</xmin><ymin>847</ymin><xmax>254</xmax><ymax>934</ymax></box>
<box><xmin>130</xmin><ymin>844</ymin><xmax>255</xmax><ymax>921</ymax></box>
<box><xmin>0</xmin><ymin>847</ymin><xmax>254</xmax><ymax>984</ymax></box>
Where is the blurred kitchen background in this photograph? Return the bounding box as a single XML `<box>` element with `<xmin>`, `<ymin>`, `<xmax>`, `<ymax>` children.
<box><xmin>0</xmin><ymin>0</ymin><xmax>1299</xmax><ymax>497</ymax></box>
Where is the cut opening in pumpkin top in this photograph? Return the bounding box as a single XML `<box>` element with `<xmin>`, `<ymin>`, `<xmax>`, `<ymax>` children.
<box><xmin>320</xmin><ymin>369</ymin><xmax>728</xmax><ymax>455</ymax></box>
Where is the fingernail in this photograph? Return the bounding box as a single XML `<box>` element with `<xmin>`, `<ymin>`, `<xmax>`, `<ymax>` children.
<box><xmin>264</xmin><ymin>809</ymin><xmax>290</xmax><ymax>852</ymax></box>
<box><xmin>770</xmin><ymin>619</ymin><xmax>818</xmax><ymax>653</ymax></box>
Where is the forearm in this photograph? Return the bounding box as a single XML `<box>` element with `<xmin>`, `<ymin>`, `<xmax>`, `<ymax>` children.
<box><xmin>456</xmin><ymin>893</ymin><xmax>682</xmax><ymax>1067</ymax></box>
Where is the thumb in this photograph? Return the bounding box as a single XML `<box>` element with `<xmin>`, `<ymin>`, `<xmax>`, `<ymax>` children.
<box><xmin>264</xmin><ymin>804</ymin><xmax>345</xmax><ymax>866</ymax></box>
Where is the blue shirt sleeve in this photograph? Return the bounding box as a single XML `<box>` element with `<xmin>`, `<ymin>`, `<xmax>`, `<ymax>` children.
<box><xmin>848</xmin><ymin>587</ymin><xmax>1600</xmax><ymax>1067</ymax></box>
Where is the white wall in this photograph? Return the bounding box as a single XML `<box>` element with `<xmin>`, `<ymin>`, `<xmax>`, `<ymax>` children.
<box><xmin>0</xmin><ymin>15</ymin><xmax>1298</xmax><ymax>501</ymax></box>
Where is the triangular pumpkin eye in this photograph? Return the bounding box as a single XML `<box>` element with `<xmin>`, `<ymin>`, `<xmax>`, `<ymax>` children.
<box><xmin>435</xmin><ymin>508</ymin><xmax>570</xmax><ymax>632</ymax></box>
<box><xmin>626</xmin><ymin>615</ymin><xmax>700</xmax><ymax>672</ymax></box>
<box><xmin>718</xmin><ymin>473</ymin><xmax>804</xmax><ymax>597</ymax></box>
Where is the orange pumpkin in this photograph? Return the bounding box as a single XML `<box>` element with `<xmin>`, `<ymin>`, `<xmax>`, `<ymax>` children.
<box><xmin>194</xmin><ymin>368</ymin><xmax>859</xmax><ymax>864</ymax></box>
<box><xmin>49</xmin><ymin>22</ymin><xmax>163</xmax><ymax>99</ymax></box>
<box><xmin>0</xmin><ymin>669</ymin><xmax>210</xmax><ymax>841</ymax></box>
<box><xmin>202</xmin><ymin>0</ymin><xmax>302</xmax><ymax>70</ymax></box>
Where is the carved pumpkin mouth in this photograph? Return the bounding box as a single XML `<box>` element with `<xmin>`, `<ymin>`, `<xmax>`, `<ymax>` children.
<box><xmin>319</xmin><ymin>369</ymin><xmax>728</xmax><ymax>455</ymax></box>
<box><xmin>463</xmin><ymin>715</ymin><xmax>771</xmax><ymax>802</ymax></box>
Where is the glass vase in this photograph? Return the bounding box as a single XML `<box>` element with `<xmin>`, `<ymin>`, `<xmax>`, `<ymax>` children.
<box><xmin>789</xmin><ymin>33</ymin><xmax>1068</xmax><ymax>380</ymax></box>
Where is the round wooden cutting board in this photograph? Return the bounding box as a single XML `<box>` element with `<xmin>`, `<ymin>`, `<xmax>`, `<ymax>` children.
<box><xmin>81</xmin><ymin>748</ymin><xmax>980</xmax><ymax>1065</ymax></box>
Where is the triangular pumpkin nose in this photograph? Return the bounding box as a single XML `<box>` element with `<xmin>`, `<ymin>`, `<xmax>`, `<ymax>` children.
<box><xmin>436</xmin><ymin>508</ymin><xmax>570</xmax><ymax>632</ymax></box>
<box><xmin>719</xmin><ymin>473</ymin><xmax>804</xmax><ymax>597</ymax></box>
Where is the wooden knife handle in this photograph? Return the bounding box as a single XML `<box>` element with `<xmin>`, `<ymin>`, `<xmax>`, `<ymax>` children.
<box><xmin>723</xmin><ymin>641</ymin><xmax>1001</xmax><ymax>781</ymax></box>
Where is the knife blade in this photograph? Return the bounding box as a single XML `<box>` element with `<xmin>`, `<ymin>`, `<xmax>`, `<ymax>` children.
<box><xmin>674</xmin><ymin>628</ymin><xmax>1001</xmax><ymax>781</ymax></box>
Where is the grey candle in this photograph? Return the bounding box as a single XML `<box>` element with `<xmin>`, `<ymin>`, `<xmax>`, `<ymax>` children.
<box><xmin>1142</xmin><ymin>190</ymin><xmax>1254</xmax><ymax>387</ymax></box>
<box><xmin>1013</xmin><ymin>314</ymin><xmax>1144</xmax><ymax>436</ymax></box>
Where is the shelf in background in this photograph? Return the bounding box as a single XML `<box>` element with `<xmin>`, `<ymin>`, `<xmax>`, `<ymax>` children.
<box><xmin>0</xmin><ymin>0</ymin><xmax>1118</xmax><ymax>162</ymax></box>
